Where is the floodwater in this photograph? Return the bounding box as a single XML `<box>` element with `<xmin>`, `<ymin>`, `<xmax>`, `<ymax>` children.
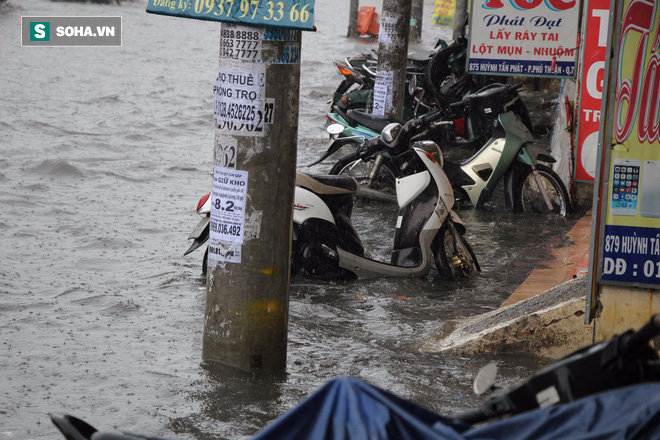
<box><xmin>0</xmin><ymin>0</ymin><xmax>580</xmax><ymax>438</ymax></box>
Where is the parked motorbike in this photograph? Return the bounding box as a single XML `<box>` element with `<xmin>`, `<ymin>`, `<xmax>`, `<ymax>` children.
<box><xmin>292</xmin><ymin>115</ymin><xmax>479</xmax><ymax>280</ymax></box>
<box><xmin>329</xmin><ymin>50</ymin><xmax>437</xmax><ymax>121</ymax></box>
<box><xmin>329</xmin><ymin>31</ymin><xmax>498</xmax><ymax>124</ymax></box>
<box><xmin>323</xmin><ymin>68</ymin><xmax>512</xmax><ymax>168</ymax></box>
<box><xmin>50</xmin><ymin>316</ymin><xmax>660</xmax><ymax>439</ymax></box>
<box><xmin>326</xmin><ymin>83</ymin><xmax>569</xmax><ymax>216</ymax></box>
<box><xmin>185</xmin><ymin>113</ymin><xmax>480</xmax><ymax>280</ymax></box>
<box><xmin>249</xmin><ymin>315</ymin><xmax>660</xmax><ymax>439</ymax></box>
<box><xmin>458</xmin><ymin>314</ymin><xmax>660</xmax><ymax>424</ymax></box>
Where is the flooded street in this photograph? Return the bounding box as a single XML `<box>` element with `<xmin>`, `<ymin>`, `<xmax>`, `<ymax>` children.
<box><xmin>0</xmin><ymin>0</ymin><xmax>578</xmax><ymax>438</ymax></box>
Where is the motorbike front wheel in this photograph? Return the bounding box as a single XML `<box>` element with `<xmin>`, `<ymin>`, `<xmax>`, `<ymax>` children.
<box><xmin>329</xmin><ymin>153</ymin><xmax>397</xmax><ymax>195</ymax></box>
<box><xmin>431</xmin><ymin>223</ymin><xmax>480</xmax><ymax>280</ymax></box>
<box><xmin>512</xmin><ymin>164</ymin><xmax>570</xmax><ymax>217</ymax></box>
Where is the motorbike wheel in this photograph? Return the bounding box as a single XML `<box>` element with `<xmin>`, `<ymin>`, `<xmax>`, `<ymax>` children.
<box><xmin>329</xmin><ymin>152</ymin><xmax>397</xmax><ymax>195</ymax></box>
<box><xmin>291</xmin><ymin>225</ymin><xmax>357</xmax><ymax>280</ymax></box>
<box><xmin>512</xmin><ymin>164</ymin><xmax>570</xmax><ymax>217</ymax></box>
<box><xmin>431</xmin><ymin>223</ymin><xmax>480</xmax><ymax>280</ymax></box>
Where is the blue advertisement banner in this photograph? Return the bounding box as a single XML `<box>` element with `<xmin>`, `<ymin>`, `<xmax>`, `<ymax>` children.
<box><xmin>602</xmin><ymin>224</ymin><xmax>660</xmax><ymax>284</ymax></box>
<box><xmin>146</xmin><ymin>0</ymin><xmax>315</xmax><ymax>31</ymax></box>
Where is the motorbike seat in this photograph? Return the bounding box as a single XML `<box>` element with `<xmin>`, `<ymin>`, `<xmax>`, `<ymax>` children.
<box><xmin>296</xmin><ymin>173</ymin><xmax>359</xmax><ymax>195</ymax></box>
<box><xmin>406</xmin><ymin>55</ymin><xmax>430</xmax><ymax>73</ymax></box>
<box><xmin>346</xmin><ymin>109</ymin><xmax>399</xmax><ymax>134</ymax></box>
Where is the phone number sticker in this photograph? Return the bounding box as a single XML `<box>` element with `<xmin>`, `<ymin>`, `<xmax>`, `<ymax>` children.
<box><xmin>208</xmin><ymin>240</ymin><xmax>242</xmax><ymax>267</ymax></box>
<box><xmin>216</xmin><ymin>98</ymin><xmax>275</xmax><ymax>137</ymax></box>
<box><xmin>213</xmin><ymin>62</ymin><xmax>266</xmax><ymax>126</ymax></box>
<box><xmin>146</xmin><ymin>0</ymin><xmax>315</xmax><ymax>31</ymax></box>
<box><xmin>221</xmin><ymin>24</ymin><xmax>263</xmax><ymax>60</ymax></box>
<box><xmin>211</xmin><ymin>166</ymin><xmax>249</xmax><ymax>244</ymax></box>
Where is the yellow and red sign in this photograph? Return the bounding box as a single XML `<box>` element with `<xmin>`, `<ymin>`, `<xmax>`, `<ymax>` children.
<box><xmin>432</xmin><ymin>0</ymin><xmax>455</xmax><ymax>25</ymax></box>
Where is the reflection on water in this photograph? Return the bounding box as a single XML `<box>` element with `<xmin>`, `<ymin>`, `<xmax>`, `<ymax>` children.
<box><xmin>0</xmin><ymin>0</ymin><xmax>578</xmax><ymax>438</ymax></box>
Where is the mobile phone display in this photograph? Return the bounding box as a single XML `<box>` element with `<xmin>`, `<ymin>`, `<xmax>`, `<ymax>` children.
<box><xmin>641</xmin><ymin>160</ymin><xmax>660</xmax><ymax>218</ymax></box>
<box><xmin>610</xmin><ymin>159</ymin><xmax>641</xmax><ymax>216</ymax></box>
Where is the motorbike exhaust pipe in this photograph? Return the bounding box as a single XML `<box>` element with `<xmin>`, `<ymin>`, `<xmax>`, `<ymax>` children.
<box><xmin>355</xmin><ymin>186</ymin><xmax>397</xmax><ymax>204</ymax></box>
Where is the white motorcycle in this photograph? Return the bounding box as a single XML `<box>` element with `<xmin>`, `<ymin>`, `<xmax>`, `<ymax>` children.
<box><xmin>289</xmin><ymin>111</ymin><xmax>479</xmax><ymax>280</ymax></box>
<box><xmin>186</xmin><ymin>114</ymin><xmax>479</xmax><ymax>281</ymax></box>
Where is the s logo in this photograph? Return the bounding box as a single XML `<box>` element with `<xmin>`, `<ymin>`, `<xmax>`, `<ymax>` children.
<box><xmin>30</xmin><ymin>22</ymin><xmax>50</xmax><ymax>41</ymax></box>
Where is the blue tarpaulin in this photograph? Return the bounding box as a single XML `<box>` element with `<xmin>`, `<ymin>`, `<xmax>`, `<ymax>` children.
<box><xmin>252</xmin><ymin>377</ymin><xmax>660</xmax><ymax>440</ymax></box>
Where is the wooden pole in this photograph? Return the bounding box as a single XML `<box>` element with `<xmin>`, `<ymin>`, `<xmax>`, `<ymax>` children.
<box><xmin>410</xmin><ymin>0</ymin><xmax>423</xmax><ymax>41</ymax></box>
<box><xmin>453</xmin><ymin>0</ymin><xmax>468</xmax><ymax>40</ymax></box>
<box><xmin>348</xmin><ymin>0</ymin><xmax>359</xmax><ymax>38</ymax></box>
<box><xmin>373</xmin><ymin>0</ymin><xmax>413</xmax><ymax>120</ymax></box>
<box><xmin>202</xmin><ymin>24</ymin><xmax>300</xmax><ymax>374</ymax></box>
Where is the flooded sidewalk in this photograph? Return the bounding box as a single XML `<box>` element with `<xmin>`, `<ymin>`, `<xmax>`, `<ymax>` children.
<box><xmin>424</xmin><ymin>210</ymin><xmax>595</xmax><ymax>359</ymax></box>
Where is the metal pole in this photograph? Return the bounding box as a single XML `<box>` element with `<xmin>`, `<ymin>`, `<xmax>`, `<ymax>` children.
<box><xmin>373</xmin><ymin>0</ymin><xmax>412</xmax><ymax>120</ymax></box>
<box><xmin>410</xmin><ymin>0</ymin><xmax>423</xmax><ymax>41</ymax></box>
<box><xmin>453</xmin><ymin>0</ymin><xmax>468</xmax><ymax>40</ymax></box>
<box><xmin>348</xmin><ymin>0</ymin><xmax>359</xmax><ymax>38</ymax></box>
<box><xmin>203</xmin><ymin>24</ymin><xmax>300</xmax><ymax>374</ymax></box>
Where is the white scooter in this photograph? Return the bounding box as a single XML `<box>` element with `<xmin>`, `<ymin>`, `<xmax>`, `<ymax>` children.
<box><xmin>293</xmin><ymin>111</ymin><xmax>479</xmax><ymax>280</ymax></box>
<box><xmin>186</xmin><ymin>112</ymin><xmax>479</xmax><ymax>280</ymax></box>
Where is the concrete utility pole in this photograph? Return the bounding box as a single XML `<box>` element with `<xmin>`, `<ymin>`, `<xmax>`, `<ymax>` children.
<box><xmin>347</xmin><ymin>0</ymin><xmax>359</xmax><ymax>38</ymax></box>
<box><xmin>373</xmin><ymin>0</ymin><xmax>413</xmax><ymax>120</ymax></box>
<box><xmin>202</xmin><ymin>24</ymin><xmax>301</xmax><ymax>374</ymax></box>
<box><xmin>453</xmin><ymin>0</ymin><xmax>468</xmax><ymax>40</ymax></box>
<box><xmin>410</xmin><ymin>0</ymin><xmax>424</xmax><ymax>41</ymax></box>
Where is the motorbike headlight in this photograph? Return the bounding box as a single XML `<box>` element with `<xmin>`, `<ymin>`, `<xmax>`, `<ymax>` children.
<box><xmin>416</xmin><ymin>140</ymin><xmax>444</xmax><ymax>167</ymax></box>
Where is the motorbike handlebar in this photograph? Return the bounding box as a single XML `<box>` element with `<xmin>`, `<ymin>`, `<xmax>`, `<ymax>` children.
<box><xmin>359</xmin><ymin>109</ymin><xmax>445</xmax><ymax>160</ymax></box>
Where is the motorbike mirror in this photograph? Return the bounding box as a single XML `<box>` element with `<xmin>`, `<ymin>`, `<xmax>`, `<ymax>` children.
<box><xmin>381</xmin><ymin>123</ymin><xmax>402</xmax><ymax>143</ymax></box>
<box><xmin>435</xmin><ymin>38</ymin><xmax>449</xmax><ymax>49</ymax></box>
<box><xmin>408</xmin><ymin>75</ymin><xmax>417</xmax><ymax>95</ymax></box>
<box><xmin>473</xmin><ymin>362</ymin><xmax>498</xmax><ymax>396</ymax></box>
<box><xmin>326</xmin><ymin>123</ymin><xmax>345</xmax><ymax>137</ymax></box>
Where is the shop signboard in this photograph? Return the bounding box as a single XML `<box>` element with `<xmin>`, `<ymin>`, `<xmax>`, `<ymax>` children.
<box><xmin>467</xmin><ymin>0</ymin><xmax>580</xmax><ymax>78</ymax></box>
<box><xmin>599</xmin><ymin>0</ymin><xmax>660</xmax><ymax>287</ymax></box>
<box><xmin>432</xmin><ymin>0</ymin><xmax>456</xmax><ymax>25</ymax></box>
<box><xmin>575</xmin><ymin>0</ymin><xmax>610</xmax><ymax>182</ymax></box>
<box><xmin>588</xmin><ymin>0</ymin><xmax>660</xmax><ymax>321</ymax></box>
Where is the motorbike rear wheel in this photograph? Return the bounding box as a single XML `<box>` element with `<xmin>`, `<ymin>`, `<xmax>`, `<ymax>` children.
<box><xmin>291</xmin><ymin>224</ymin><xmax>358</xmax><ymax>280</ymax></box>
<box><xmin>512</xmin><ymin>164</ymin><xmax>570</xmax><ymax>217</ymax></box>
<box><xmin>431</xmin><ymin>223</ymin><xmax>480</xmax><ymax>280</ymax></box>
<box><xmin>329</xmin><ymin>153</ymin><xmax>397</xmax><ymax>195</ymax></box>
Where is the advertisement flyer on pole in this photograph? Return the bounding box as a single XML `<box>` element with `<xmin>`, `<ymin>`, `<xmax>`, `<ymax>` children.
<box><xmin>467</xmin><ymin>0</ymin><xmax>580</xmax><ymax>78</ymax></box>
<box><xmin>210</xmin><ymin>166</ymin><xmax>249</xmax><ymax>244</ymax></box>
<box><xmin>598</xmin><ymin>0</ymin><xmax>660</xmax><ymax>288</ymax></box>
<box><xmin>372</xmin><ymin>70</ymin><xmax>394</xmax><ymax>117</ymax></box>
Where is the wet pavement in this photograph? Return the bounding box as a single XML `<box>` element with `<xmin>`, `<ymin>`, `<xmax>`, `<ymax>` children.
<box><xmin>0</xmin><ymin>0</ymin><xmax>585</xmax><ymax>439</ymax></box>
